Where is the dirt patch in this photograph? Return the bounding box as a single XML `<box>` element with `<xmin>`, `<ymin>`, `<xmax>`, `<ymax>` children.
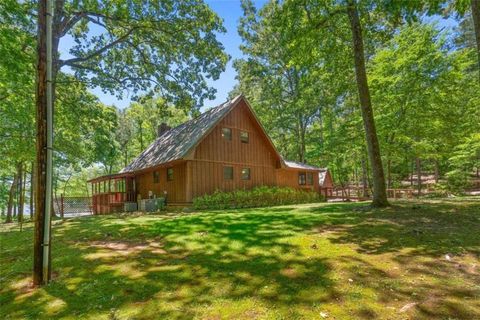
<box><xmin>88</xmin><ymin>239</ymin><xmax>166</xmax><ymax>255</ymax></box>
<box><xmin>280</xmin><ymin>267</ymin><xmax>299</xmax><ymax>278</ymax></box>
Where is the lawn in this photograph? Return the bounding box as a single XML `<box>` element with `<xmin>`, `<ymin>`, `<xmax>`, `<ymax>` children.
<box><xmin>1</xmin><ymin>198</ymin><xmax>479</xmax><ymax>319</ymax></box>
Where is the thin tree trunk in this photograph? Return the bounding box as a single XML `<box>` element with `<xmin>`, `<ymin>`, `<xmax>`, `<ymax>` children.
<box><xmin>30</xmin><ymin>162</ymin><xmax>35</xmax><ymax>219</ymax></box>
<box><xmin>361</xmin><ymin>156</ymin><xmax>368</xmax><ymax>198</ymax></box>
<box><xmin>138</xmin><ymin>121</ymin><xmax>144</xmax><ymax>151</ymax></box>
<box><xmin>410</xmin><ymin>160</ymin><xmax>414</xmax><ymax>186</ymax></box>
<box><xmin>416</xmin><ymin>157</ymin><xmax>422</xmax><ymax>196</ymax></box>
<box><xmin>5</xmin><ymin>175</ymin><xmax>17</xmax><ymax>223</ymax></box>
<box><xmin>471</xmin><ymin>0</ymin><xmax>480</xmax><ymax>82</ymax></box>
<box><xmin>434</xmin><ymin>159</ymin><xmax>440</xmax><ymax>184</ymax></box>
<box><xmin>18</xmin><ymin>162</ymin><xmax>25</xmax><ymax>223</ymax></box>
<box><xmin>347</xmin><ymin>0</ymin><xmax>388</xmax><ymax>207</ymax></box>
<box><xmin>387</xmin><ymin>159</ymin><xmax>392</xmax><ymax>189</ymax></box>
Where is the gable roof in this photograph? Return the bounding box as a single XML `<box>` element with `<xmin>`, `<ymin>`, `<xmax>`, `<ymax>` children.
<box><xmin>121</xmin><ymin>95</ymin><xmax>282</xmax><ymax>173</ymax></box>
<box><xmin>318</xmin><ymin>170</ymin><xmax>329</xmax><ymax>185</ymax></box>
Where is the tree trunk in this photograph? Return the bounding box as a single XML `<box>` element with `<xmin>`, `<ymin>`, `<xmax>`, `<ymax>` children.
<box><xmin>30</xmin><ymin>162</ymin><xmax>35</xmax><ymax>219</ymax></box>
<box><xmin>347</xmin><ymin>0</ymin><xmax>388</xmax><ymax>207</ymax></box>
<box><xmin>5</xmin><ymin>175</ymin><xmax>17</xmax><ymax>223</ymax></box>
<box><xmin>471</xmin><ymin>0</ymin><xmax>480</xmax><ymax>82</ymax></box>
<box><xmin>434</xmin><ymin>159</ymin><xmax>440</xmax><ymax>184</ymax></box>
<box><xmin>17</xmin><ymin>162</ymin><xmax>25</xmax><ymax>223</ymax></box>
<box><xmin>387</xmin><ymin>158</ymin><xmax>392</xmax><ymax>189</ymax></box>
<box><xmin>410</xmin><ymin>160</ymin><xmax>414</xmax><ymax>186</ymax></box>
<box><xmin>34</xmin><ymin>0</ymin><xmax>51</xmax><ymax>286</ymax></box>
<box><xmin>361</xmin><ymin>156</ymin><xmax>368</xmax><ymax>198</ymax></box>
<box><xmin>138</xmin><ymin>121</ymin><xmax>144</xmax><ymax>151</ymax></box>
<box><xmin>416</xmin><ymin>157</ymin><xmax>422</xmax><ymax>196</ymax></box>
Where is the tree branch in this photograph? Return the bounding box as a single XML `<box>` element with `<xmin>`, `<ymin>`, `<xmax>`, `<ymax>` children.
<box><xmin>59</xmin><ymin>28</ymin><xmax>136</xmax><ymax>67</ymax></box>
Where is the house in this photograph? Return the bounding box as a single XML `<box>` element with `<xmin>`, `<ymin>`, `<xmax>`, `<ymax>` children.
<box><xmin>88</xmin><ymin>95</ymin><xmax>332</xmax><ymax>214</ymax></box>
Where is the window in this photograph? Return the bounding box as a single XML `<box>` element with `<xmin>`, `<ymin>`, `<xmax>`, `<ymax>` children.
<box><xmin>224</xmin><ymin>166</ymin><xmax>233</xmax><ymax>180</ymax></box>
<box><xmin>240</xmin><ymin>131</ymin><xmax>249</xmax><ymax>143</ymax></box>
<box><xmin>222</xmin><ymin>127</ymin><xmax>232</xmax><ymax>141</ymax></box>
<box><xmin>153</xmin><ymin>171</ymin><xmax>160</xmax><ymax>184</ymax></box>
<box><xmin>298</xmin><ymin>172</ymin><xmax>306</xmax><ymax>185</ymax></box>
<box><xmin>307</xmin><ymin>172</ymin><xmax>314</xmax><ymax>185</ymax></box>
<box><xmin>241</xmin><ymin>168</ymin><xmax>251</xmax><ymax>180</ymax></box>
<box><xmin>167</xmin><ymin>168</ymin><xmax>174</xmax><ymax>181</ymax></box>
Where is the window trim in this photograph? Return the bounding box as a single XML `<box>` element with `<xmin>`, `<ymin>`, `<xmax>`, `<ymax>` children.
<box><xmin>221</xmin><ymin>127</ymin><xmax>232</xmax><ymax>141</ymax></box>
<box><xmin>240</xmin><ymin>131</ymin><xmax>249</xmax><ymax>143</ymax></box>
<box><xmin>306</xmin><ymin>172</ymin><xmax>314</xmax><ymax>185</ymax></box>
<box><xmin>223</xmin><ymin>166</ymin><xmax>234</xmax><ymax>180</ymax></box>
<box><xmin>241</xmin><ymin>168</ymin><xmax>251</xmax><ymax>180</ymax></box>
<box><xmin>153</xmin><ymin>171</ymin><xmax>160</xmax><ymax>184</ymax></box>
<box><xmin>167</xmin><ymin>168</ymin><xmax>174</xmax><ymax>181</ymax></box>
<box><xmin>298</xmin><ymin>172</ymin><xmax>307</xmax><ymax>185</ymax></box>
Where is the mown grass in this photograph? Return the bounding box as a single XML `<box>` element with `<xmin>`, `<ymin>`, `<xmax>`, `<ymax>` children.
<box><xmin>1</xmin><ymin>198</ymin><xmax>479</xmax><ymax>319</ymax></box>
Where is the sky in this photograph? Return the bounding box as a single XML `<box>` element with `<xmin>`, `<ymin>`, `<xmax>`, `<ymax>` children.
<box><xmin>58</xmin><ymin>1</ymin><xmax>457</xmax><ymax>110</ymax></box>
<box><xmin>59</xmin><ymin>0</ymin><xmax>268</xmax><ymax>110</ymax></box>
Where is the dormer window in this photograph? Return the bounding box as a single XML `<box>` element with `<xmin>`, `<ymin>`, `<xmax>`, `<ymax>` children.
<box><xmin>222</xmin><ymin>127</ymin><xmax>232</xmax><ymax>141</ymax></box>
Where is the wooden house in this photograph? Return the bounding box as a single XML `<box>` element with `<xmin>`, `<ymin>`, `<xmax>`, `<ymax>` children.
<box><xmin>89</xmin><ymin>95</ymin><xmax>332</xmax><ymax>214</ymax></box>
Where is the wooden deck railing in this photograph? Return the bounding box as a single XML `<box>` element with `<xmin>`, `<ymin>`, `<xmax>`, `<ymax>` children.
<box><xmin>320</xmin><ymin>186</ymin><xmax>414</xmax><ymax>201</ymax></box>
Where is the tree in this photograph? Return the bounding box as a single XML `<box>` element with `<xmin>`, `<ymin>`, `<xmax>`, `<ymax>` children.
<box><xmin>31</xmin><ymin>0</ymin><xmax>229</xmax><ymax>285</ymax></box>
<box><xmin>346</xmin><ymin>0</ymin><xmax>388</xmax><ymax>206</ymax></box>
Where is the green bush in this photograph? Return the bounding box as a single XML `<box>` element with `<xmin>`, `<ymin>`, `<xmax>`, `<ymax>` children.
<box><xmin>193</xmin><ymin>186</ymin><xmax>325</xmax><ymax>210</ymax></box>
<box><xmin>444</xmin><ymin>170</ymin><xmax>471</xmax><ymax>195</ymax></box>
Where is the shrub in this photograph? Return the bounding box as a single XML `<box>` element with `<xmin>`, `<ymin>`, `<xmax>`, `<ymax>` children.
<box><xmin>193</xmin><ymin>186</ymin><xmax>325</xmax><ymax>210</ymax></box>
<box><xmin>444</xmin><ymin>170</ymin><xmax>471</xmax><ymax>195</ymax></box>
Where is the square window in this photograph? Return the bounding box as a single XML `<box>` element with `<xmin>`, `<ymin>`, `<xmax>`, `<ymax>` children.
<box><xmin>298</xmin><ymin>172</ymin><xmax>306</xmax><ymax>185</ymax></box>
<box><xmin>307</xmin><ymin>172</ymin><xmax>314</xmax><ymax>185</ymax></box>
<box><xmin>153</xmin><ymin>171</ymin><xmax>160</xmax><ymax>184</ymax></box>
<box><xmin>241</xmin><ymin>168</ymin><xmax>251</xmax><ymax>180</ymax></box>
<box><xmin>240</xmin><ymin>131</ymin><xmax>249</xmax><ymax>143</ymax></box>
<box><xmin>167</xmin><ymin>168</ymin><xmax>174</xmax><ymax>181</ymax></box>
<box><xmin>224</xmin><ymin>166</ymin><xmax>233</xmax><ymax>180</ymax></box>
<box><xmin>222</xmin><ymin>127</ymin><xmax>232</xmax><ymax>140</ymax></box>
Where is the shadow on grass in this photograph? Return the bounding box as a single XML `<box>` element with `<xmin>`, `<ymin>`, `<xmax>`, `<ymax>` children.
<box><xmin>0</xmin><ymin>199</ymin><xmax>479</xmax><ymax>319</ymax></box>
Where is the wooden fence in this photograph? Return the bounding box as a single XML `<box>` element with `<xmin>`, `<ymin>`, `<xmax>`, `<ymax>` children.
<box><xmin>319</xmin><ymin>186</ymin><xmax>414</xmax><ymax>201</ymax></box>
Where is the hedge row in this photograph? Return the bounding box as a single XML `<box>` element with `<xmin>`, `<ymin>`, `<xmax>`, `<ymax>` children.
<box><xmin>192</xmin><ymin>186</ymin><xmax>325</xmax><ymax>210</ymax></box>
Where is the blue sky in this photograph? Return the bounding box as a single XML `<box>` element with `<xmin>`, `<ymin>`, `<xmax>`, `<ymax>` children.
<box><xmin>58</xmin><ymin>1</ymin><xmax>457</xmax><ymax>110</ymax></box>
<box><xmin>59</xmin><ymin>0</ymin><xmax>268</xmax><ymax>110</ymax></box>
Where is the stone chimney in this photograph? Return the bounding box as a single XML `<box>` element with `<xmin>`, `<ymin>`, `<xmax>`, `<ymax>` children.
<box><xmin>157</xmin><ymin>123</ymin><xmax>171</xmax><ymax>137</ymax></box>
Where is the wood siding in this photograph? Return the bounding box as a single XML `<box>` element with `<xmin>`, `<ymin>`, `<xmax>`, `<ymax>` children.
<box><xmin>276</xmin><ymin>169</ymin><xmax>319</xmax><ymax>192</ymax></box>
<box><xmin>188</xmin><ymin>101</ymin><xmax>279</xmax><ymax>201</ymax></box>
<box><xmin>135</xmin><ymin>162</ymin><xmax>187</xmax><ymax>203</ymax></box>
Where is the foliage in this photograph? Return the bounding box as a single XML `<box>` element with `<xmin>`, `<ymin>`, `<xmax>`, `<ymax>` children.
<box><xmin>193</xmin><ymin>186</ymin><xmax>324</xmax><ymax>210</ymax></box>
<box><xmin>234</xmin><ymin>1</ymin><xmax>480</xmax><ymax>192</ymax></box>
<box><xmin>53</xmin><ymin>0</ymin><xmax>228</xmax><ymax>110</ymax></box>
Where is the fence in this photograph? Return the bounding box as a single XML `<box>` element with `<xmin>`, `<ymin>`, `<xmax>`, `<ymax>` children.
<box><xmin>54</xmin><ymin>195</ymin><xmax>92</xmax><ymax>218</ymax></box>
<box><xmin>320</xmin><ymin>186</ymin><xmax>414</xmax><ymax>201</ymax></box>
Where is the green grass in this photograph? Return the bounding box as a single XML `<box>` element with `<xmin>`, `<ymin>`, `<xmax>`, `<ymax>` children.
<box><xmin>1</xmin><ymin>198</ymin><xmax>479</xmax><ymax>319</ymax></box>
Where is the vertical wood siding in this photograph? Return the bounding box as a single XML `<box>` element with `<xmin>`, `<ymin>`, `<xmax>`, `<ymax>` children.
<box><xmin>135</xmin><ymin>162</ymin><xmax>187</xmax><ymax>203</ymax></box>
<box><xmin>189</xmin><ymin>101</ymin><xmax>279</xmax><ymax>200</ymax></box>
<box><xmin>276</xmin><ymin>169</ymin><xmax>320</xmax><ymax>192</ymax></box>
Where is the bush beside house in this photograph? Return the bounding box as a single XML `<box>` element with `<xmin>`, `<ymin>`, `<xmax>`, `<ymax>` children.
<box><xmin>193</xmin><ymin>186</ymin><xmax>325</xmax><ymax>210</ymax></box>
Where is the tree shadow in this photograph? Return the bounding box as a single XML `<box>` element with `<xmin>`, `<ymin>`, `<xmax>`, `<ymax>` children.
<box><xmin>1</xmin><ymin>207</ymin><xmax>340</xmax><ymax>319</ymax></box>
<box><xmin>1</xmin><ymin>199</ymin><xmax>479</xmax><ymax>319</ymax></box>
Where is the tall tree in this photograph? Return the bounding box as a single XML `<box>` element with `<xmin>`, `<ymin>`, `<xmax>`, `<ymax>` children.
<box><xmin>346</xmin><ymin>0</ymin><xmax>388</xmax><ymax>206</ymax></box>
<box><xmin>471</xmin><ymin>0</ymin><xmax>480</xmax><ymax>81</ymax></box>
<box><xmin>31</xmin><ymin>0</ymin><xmax>229</xmax><ymax>285</ymax></box>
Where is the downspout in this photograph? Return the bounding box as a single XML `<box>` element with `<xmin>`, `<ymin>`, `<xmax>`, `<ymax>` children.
<box><xmin>42</xmin><ymin>0</ymin><xmax>53</xmax><ymax>284</ymax></box>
